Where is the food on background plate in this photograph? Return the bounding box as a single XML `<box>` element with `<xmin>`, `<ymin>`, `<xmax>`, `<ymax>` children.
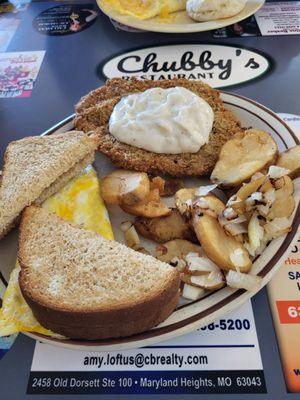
<box><xmin>276</xmin><ymin>145</ymin><xmax>300</xmax><ymax>179</ymax></box>
<box><xmin>186</xmin><ymin>0</ymin><xmax>247</xmax><ymax>22</ymax></box>
<box><xmin>0</xmin><ymin>167</ymin><xmax>114</xmax><ymax>337</ymax></box>
<box><xmin>75</xmin><ymin>78</ymin><xmax>243</xmax><ymax>177</ymax></box>
<box><xmin>211</xmin><ymin>129</ymin><xmax>278</xmax><ymax>187</ymax></box>
<box><xmin>18</xmin><ymin>206</ymin><xmax>180</xmax><ymax>340</ymax></box>
<box><xmin>100</xmin><ymin>0</ymin><xmax>248</xmax><ymax>23</ymax></box>
<box><xmin>0</xmin><ymin>131</ymin><xmax>100</xmax><ymax>239</ymax></box>
<box><xmin>100</xmin><ymin>0</ymin><xmax>186</xmax><ymax>20</ymax></box>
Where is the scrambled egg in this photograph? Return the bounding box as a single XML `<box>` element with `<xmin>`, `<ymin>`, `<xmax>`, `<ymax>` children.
<box><xmin>0</xmin><ymin>166</ymin><xmax>113</xmax><ymax>337</ymax></box>
<box><xmin>101</xmin><ymin>0</ymin><xmax>186</xmax><ymax>20</ymax></box>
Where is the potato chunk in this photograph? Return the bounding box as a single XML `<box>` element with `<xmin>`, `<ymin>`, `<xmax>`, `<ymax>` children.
<box><xmin>134</xmin><ymin>209</ymin><xmax>196</xmax><ymax>243</ymax></box>
<box><xmin>155</xmin><ymin>239</ymin><xmax>202</xmax><ymax>263</ymax></box>
<box><xmin>193</xmin><ymin>214</ymin><xmax>252</xmax><ymax>273</ymax></box>
<box><xmin>267</xmin><ymin>175</ymin><xmax>295</xmax><ymax>220</ymax></box>
<box><xmin>101</xmin><ymin>170</ymin><xmax>150</xmax><ymax>205</ymax></box>
<box><xmin>121</xmin><ymin>188</ymin><xmax>171</xmax><ymax>218</ymax></box>
<box><xmin>175</xmin><ymin>188</ymin><xmax>197</xmax><ymax>218</ymax></box>
<box><xmin>276</xmin><ymin>145</ymin><xmax>300</xmax><ymax>179</ymax></box>
<box><xmin>181</xmin><ymin>272</ymin><xmax>225</xmax><ymax>290</ymax></box>
<box><xmin>211</xmin><ymin>129</ymin><xmax>278</xmax><ymax>187</ymax></box>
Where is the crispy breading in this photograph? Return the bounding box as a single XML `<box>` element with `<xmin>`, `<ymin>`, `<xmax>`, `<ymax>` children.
<box><xmin>76</xmin><ymin>77</ymin><xmax>223</xmax><ymax>114</ymax></box>
<box><xmin>74</xmin><ymin>78</ymin><xmax>244</xmax><ymax>177</ymax></box>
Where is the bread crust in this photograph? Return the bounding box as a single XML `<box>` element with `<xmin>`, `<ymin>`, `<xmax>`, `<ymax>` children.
<box><xmin>18</xmin><ymin>206</ymin><xmax>181</xmax><ymax>340</ymax></box>
<box><xmin>75</xmin><ymin>78</ymin><xmax>243</xmax><ymax>177</ymax></box>
<box><xmin>19</xmin><ymin>272</ymin><xmax>180</xmax><ymax>340</ymax></box>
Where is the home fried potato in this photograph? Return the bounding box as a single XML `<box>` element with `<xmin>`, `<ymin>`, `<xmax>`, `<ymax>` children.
<box><xmin>211</xmin><ymin>129</ymin><xmax>278</xmax><ymax>187</ymax></box>
<box><xmin>101</xmin><ymin>170</ymin><xmax>150</xmax><ymax>205</ymax></box>
<box><xmin>193</xmin><ymin>214</ymin><xmax>252</xmax><ymax>272</ymax></box>
<box><xmin>267</xmin><ymin>175</ymin><xmax>295</xmax><ymax>220</ymax></box>
<box><xmin>134</xmin><ymin>209</ymin><xmax>196</xmax><ymax>243</ymax></box>
<box><xmin>175</xmin><ymin>188</ymin><xmax>197</xmax><ymax>218</ymax></box>
<box><xmin>193</xmin><ymin>194</ymin><xmax>225</xmax><ymax>218</ymax></box>
<box><xmin>121</xmin><ymin>188</ymin><xmax>171</xmax><ymax>218</ymax></box>
<box><xmin>276</xmin><ymin>145</ymin><xmax>300</xmax><ymax>179</ymax></box>
<box><xmin>181</xmin><ymin>272</ymin><xmax>225</xmax><ymax>290</ymax></box>
<box><xmin>236</xmin><ymin>175</ymin><xmax>266</xmax><ymax>201</ymax></box>
<box><xmin>155</xmin><ymin>239</ymin><xmax>202</xmax><ymax>263</ymax></box>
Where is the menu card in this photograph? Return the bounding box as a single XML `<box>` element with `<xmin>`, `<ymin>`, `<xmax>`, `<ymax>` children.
<box><xmin>255</xmin><ymin>1</ymin><xmax>300</xmax><ymax>36</ymax></box>
<box><xmin>28</xmin><ymin>302</ymin><xmax>266</xmax><ymax>395</ymax></box>
<box><xmin>267</xmin><ymin>114</ymin><xmax>300</xmax><ymax>393</ymax></box>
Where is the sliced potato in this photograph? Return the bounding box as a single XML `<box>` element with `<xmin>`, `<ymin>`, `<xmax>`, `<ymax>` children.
<box><xmin>211</xmin><ymin>129</ymin><xmax>278</xmax><ymax>187</ymax></box>
<box><xmin>260</xmin><ymin>178</ymin><xmax>274</xmax><ymax>193</ymax></box>
<box><xmin>101</xmin><ymin>170</ymin><xmax>150</xmax><ymax>205</ymax></box>
<box><xmin>276</xmin><ymin>145</ymin><xmax>300</xmax><ymax>179</ymax></box>
<box><xmin>175</xmin><ymin>188</ymin><xmax>197</xmax><ymax>218</ymax></box>
<box><xmin>193</xmin><ymin>194</ymin><xmax>225</xmax><ymax>217</ymax></box>
<box><xmin>181</xmin><ymin>272</ymin><xmax>225</xmax><ymax>290</ymax></box>
<box><xmin>193</xmin><ymin>214</ymin><xmax>252</xmax><ymax>273</ymax></box>
<box><xmin>155</xmin><ymin>239</ymin><xmax>202</xmax><ymax>263</ymax></box>
<box><xmin>161</xmin><ymin>178</ymin><xmax>184</xmax><ymax>197</ymax></box>
<box><xmin>134</xmin><ymin>209</ymin><xmax>196</xmax><ymax>243</ymax></box>
<box><xmin>236</xmin><ymin>175</ymin><xmax>266</xmax><ymax>201</ymax></box>
<box><xmin>267</xmin><ymin>175</ymin><xmax>295</xmax><ymax>220</ymax></box>
<box><xmin>264</xmin><ymin>217</ymin><xmax>292</xmax><ymax>240</ymax></box>
<box><xmin>121</xmin><ymin>188</ymin><xmax>171</xmax><ymax>218</ymax></box>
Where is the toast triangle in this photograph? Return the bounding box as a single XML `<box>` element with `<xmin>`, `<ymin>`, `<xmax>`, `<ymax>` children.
<box><xmin>18</xmin><ymin>206</ymin><xmax>180</xmax><ymax>339</ymax></box>
<box><xmin>0</xmin><ymin>131</ymin><xmax>99</xmax><ymax>238</ymax></box>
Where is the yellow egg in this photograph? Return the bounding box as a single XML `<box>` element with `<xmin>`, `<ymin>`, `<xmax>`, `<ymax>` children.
<box><xmin>101</xmin><ymin>0</ymin><xmax>186</xmax><ymax>20</ymax></box>
<box><xmin>0</xmin><ymin>166</ymin><xmax>114</xmax><ymax>337</ymax></box>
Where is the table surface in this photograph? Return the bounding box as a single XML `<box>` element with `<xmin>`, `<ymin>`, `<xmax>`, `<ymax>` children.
<box><xmin>0</xmin><ymin>1</ymin><xmax>300</xmax><ymax>399</ymax></box>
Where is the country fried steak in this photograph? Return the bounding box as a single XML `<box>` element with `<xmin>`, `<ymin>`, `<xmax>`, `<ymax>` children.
<box><xmin>74</xmin><ymin>78</ymin><xmax>244</xmax><ymax>177</ymax></box>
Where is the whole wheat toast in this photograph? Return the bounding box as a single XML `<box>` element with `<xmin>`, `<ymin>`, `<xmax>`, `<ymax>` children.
<box><xmin>18</xmin><ymin>206</ymin><xmax>180</xmax><ymax>340</ymax></box>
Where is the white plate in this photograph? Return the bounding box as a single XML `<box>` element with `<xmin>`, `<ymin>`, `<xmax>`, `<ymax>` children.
<box><xmin>0</xmin><ymin>92</ymin><xmax>299</xmax><ymax>351</ymax></box>
<box><xmin>97</xmin><ymin>0</ymin><xmax>265</xmax><ymax>33</ymax></box>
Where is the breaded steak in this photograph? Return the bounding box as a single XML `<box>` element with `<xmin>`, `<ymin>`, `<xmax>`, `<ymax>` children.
<box><xmin>75</xmin><ymin>78</ymin><xmax>244</xmax><ymax>177</ymax></box>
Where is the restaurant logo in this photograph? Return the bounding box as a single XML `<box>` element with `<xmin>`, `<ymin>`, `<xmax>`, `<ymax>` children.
<box><xmin>101</xmin><ymin>44</ymin><xmax>271</xmax><ymax>88</ymax></box>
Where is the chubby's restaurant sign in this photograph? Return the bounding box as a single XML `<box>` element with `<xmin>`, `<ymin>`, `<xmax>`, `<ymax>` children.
<box><xmin>101</xmin><ymin>43</ymin><xmax>271</xmax><ymax>88</ymax></box>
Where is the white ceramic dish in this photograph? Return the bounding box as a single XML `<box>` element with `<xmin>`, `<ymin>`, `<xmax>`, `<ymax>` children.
<box><xmin>0</xmin><ymin>91</ymin><xmax>299</xmax><ymax>351</ymax></box>
<box><xmin>97</xmin><ymin>0</ymin><xmax>265</xmax><ymax>33</ymax></box>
